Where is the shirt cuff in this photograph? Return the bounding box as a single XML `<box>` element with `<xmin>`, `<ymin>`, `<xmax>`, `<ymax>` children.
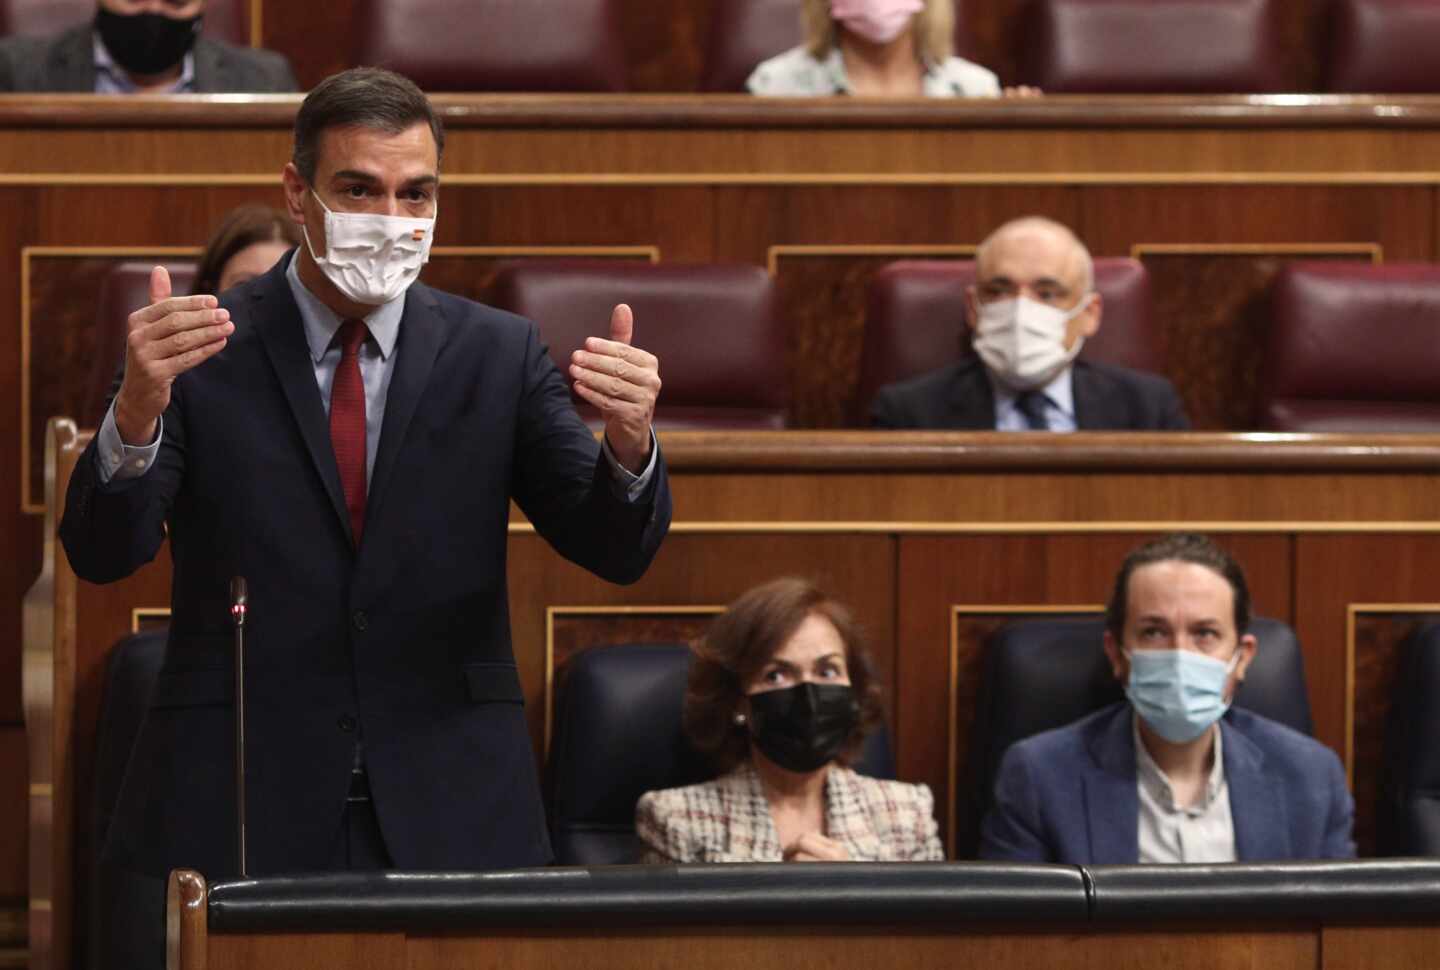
<box><xmin>95</xmin><ymin>401</ymin><xmax>162</xmax><ymax>485</ymax></box>
<box><xmin>601</xmin><ymin>429</ymin><xmax>659</xmax><ymax>504</ymax></box>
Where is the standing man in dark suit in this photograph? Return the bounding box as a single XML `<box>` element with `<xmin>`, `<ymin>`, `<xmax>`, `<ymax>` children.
<box><xmin>61</xmin><ymin>67</ymin><xmax>670</xmax><ymax>966</ymax></box>
<box><xmin>0</xmin><ymin>0</ymin><xmax>296</xmax><ymax>93</ymax></box>
<box><xmin>869</xmin><ymin>216</ymin><xmax>1189</xmax><ymax>430</ymax></box>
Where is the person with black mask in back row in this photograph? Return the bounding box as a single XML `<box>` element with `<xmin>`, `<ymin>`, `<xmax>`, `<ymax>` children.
<box><xmin>637</xmin><ymin>577</ymin><xmax>943</xmax><ymax>863</ymax></box>
<box><xmin>0</xmin><ymin>0</ymin><xmax>295</xmax><ymax>94</ymax></box>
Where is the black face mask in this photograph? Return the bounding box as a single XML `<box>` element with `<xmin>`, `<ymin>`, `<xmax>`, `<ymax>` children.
<box><xmin>746</xmin><ymin>682</ymin><xmax>860</xmax><ymax>774</ymax></box>
<box><xmin>95</xmin><ymin>7</ymin><xmax>202</xmax><ymax>77</ymax></box>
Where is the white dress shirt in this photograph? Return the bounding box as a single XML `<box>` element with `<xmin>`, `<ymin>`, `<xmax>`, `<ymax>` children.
<box><xmin>992</xmin><ymin>368</ymin><xmax>1078</xmax><ymax>432</ymax></box>
<box><xmin>1133</xmin><ymin>715</ymin><xmax>1237</xmax><ymax>864</ymax></box>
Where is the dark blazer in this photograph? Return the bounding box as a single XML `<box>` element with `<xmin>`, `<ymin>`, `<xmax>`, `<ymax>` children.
<box><xmin>868</xmin><ymin>357</ymin><xmax>1190</xmax><ymax>430</ymax></box>
<box><xmin>0</xmin><ymin>25</ymin><xmax>297</xmax><ymax>92</ymax></box>
<box><xmin>979</xmin><ymin>702</ymin><xmax>1356</xmax><ymax>864</ymax></box>
<box><xmin>60</xmin><ymin>253</ymin><xmax>671</xmax><ymax>881</ymax></box>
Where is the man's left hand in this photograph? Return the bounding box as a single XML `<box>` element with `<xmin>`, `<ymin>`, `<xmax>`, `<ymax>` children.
<box><xmin>569</xmin><ymin>303</ymin><xmax>660</xmax><ymax>474</ymax></box>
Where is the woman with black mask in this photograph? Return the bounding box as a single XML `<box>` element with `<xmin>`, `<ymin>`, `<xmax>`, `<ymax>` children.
<box><xmin>636</xmin><ymin>578</ymin><xmax>943</xmax><ymax>862</ymax></box>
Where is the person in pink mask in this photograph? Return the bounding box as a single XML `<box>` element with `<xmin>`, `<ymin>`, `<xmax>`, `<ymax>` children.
<box><xmin>747</xmin><ymin>0</ymin><xmax>1035</xmax><ymax>97</ymax></box>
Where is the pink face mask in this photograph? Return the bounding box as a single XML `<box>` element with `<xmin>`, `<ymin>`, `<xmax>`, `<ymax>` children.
<box><xmin>830</xmin><ymin>0</ymin><xmax>924</xmax><ymax>46</ymax></box>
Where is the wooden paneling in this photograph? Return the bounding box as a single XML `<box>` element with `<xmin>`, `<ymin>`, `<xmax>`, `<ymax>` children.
<box><xmin>0</xmin><ymin>728</ymin><xmax>25</xmax><ymax>897</ymax></box>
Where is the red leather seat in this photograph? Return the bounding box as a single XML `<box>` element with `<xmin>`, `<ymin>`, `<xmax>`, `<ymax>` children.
<box><xmin>1259</xmin><ymin>263</ymin><xmax>1440</xmax><ymax>432</ymax></box>
<box><xmin>856</xmin><ymin>258</ymin><xmax>1158</xmax><ymax>424</ymax></box>
<box><xmin>1020</xmin><ymin>0</ymin><xmax>1285</xmax><ymax>93</ymax></box>
<box><xmin>353</xmin><ymin>0</ymin><xmax>627</xmax><ymax>92</ymax></box>
<box><xmin>1326</xmin><ymin>0</ymin><xmax>1440</xmax><ymax>93</ymax></box>
<box><xmin>701</xmin><ymin>0</ymin><xmax>976</xmax><ymax>92</ymax></box>
<box><xmin>490</xmin><ymin>262</ymin><xmax>788</xmax><ymax>430</ymax></box>
<box><xmin>82</xmin><ymin>262</ymin><xmax>197</xmax><ymax>428</ymax></box>
<box><xmin>1</xmin><ymin>0</ymin><xmax>246</xmax><ymax>43</ymax></box>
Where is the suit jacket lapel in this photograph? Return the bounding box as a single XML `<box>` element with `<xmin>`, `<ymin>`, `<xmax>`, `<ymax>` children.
<box><xmin>947</xmin><ymin>358</ymin><xmax>999</xmax><ymax>430</ymax></box>
<box><xmin>1223</xmin><ymin>717</ymin><xmax>1290</xmax><ymax>860</ymax></box>
<box><xmin>248</xmin><ymin>258</ymin><xmax>353</xmax><ymax>544</ymax></box>
<box><xmin>1072</xmin><ymin>362</ymin><xmax>1123</xmax><ymax>430</ymax></box>
<box><xmin>1083</xmin><ymin>705</ymin><xmax>1142</xmax><ymax>864</ymax></box>
<box><xmin>365</xmin><ymin>285</ymin><xmax>445</xmax><ymax>534</ymax></box>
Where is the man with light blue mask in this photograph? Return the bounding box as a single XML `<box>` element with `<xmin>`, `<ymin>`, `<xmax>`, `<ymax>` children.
<box><xmin>980</xmin><ymin>533</ymin><xmax>1354</xmax><ymax>864</ymax></box>
<box><xmin>868</xmin><ymin>216</ymin><xmax>1189</xmax><ymax>431</ymax></box>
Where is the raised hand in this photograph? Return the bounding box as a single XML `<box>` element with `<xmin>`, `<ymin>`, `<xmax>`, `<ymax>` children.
<box><xmin>113</xmin><ymin>266</ymin><xmax>233</xmax><ymax>445</ymax></box>
<box><xmin>568</xmin><ymin>303</ymin><xmax>660</xmax><ymax>473</ymax></box>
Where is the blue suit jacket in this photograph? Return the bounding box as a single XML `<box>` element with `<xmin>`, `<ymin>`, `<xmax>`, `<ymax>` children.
<box><xmin>979</xmin><ymin>701</ymin><xmax>1355</xmax><ymax>864</ymax></box>
<box><xmin>61</xmin><ymin>254</ymin><xmax>671</xmax><ymax>880</ymax></box>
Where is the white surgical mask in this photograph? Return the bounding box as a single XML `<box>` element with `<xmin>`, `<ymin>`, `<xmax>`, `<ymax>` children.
<box><xmin>302</xmin><ymin>190</ymin><xmax>435</xmax><ymax>306</ymax></box>
<box><xmin>972</xmin><ymin>293</ymin><xmax>1093</xmax><ymax>391</ymax></box>
<box><xmin>830</xmin><ymin>0</ymin><xmax>923</xmax><ymax>46</ymax></box>
<box><xmin>1124</xmin><ymin>648</ymin><xmax>1241</xmax><ymax>744</ymax></box>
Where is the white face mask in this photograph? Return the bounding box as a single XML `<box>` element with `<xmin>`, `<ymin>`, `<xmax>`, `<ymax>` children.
<box><xmin>972</xmin><ymin>293</ymin><xmax>1093</xmax><ymax>391</ymax></box>
<box><xmin>302</xmin><ymin>190</ymin><xmax>435</xmax><ymax>306</ymax></box>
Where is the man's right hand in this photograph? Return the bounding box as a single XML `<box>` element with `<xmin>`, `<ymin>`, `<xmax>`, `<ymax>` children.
<box><xmin>113</xmin><ymin>266</ymin><xmax>233</xmax><ymax>445</ymax></box>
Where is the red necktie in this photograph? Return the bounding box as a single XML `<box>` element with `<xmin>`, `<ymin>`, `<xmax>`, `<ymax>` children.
<box><xmin>330</xmin><ymin>318</ymin><xmax>369</xmax><ymax>546</ymax></box>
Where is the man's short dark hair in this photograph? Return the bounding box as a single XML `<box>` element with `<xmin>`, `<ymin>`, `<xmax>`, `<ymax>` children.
<box><xmin>292</xmin><ymin>67</ymin><xmax>445</xmax><ymax>185</ymax></box>
<box><xmin>1105</xmin><ymin>533</ymin><xmax>1252</xmax><ymax>639</ymax></box>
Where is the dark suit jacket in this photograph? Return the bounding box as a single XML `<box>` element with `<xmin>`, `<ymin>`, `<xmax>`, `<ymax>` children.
<box><xmin>979</xmin><ymin>702</ymin><xmax>1356</xmax><ymax>864</ymax></box>
<box><xmin>0</xmin><ymin>25</ymin><xmax>296</xmax><ymax>92</ymax></box>
<box><xmin>868</xmin><ymin>357</ymin><xmax>1190</xmax><ymax>430</ymax></box>
<box><xmin>60</xmin><ymin>254</ymin><xmax>671</xmax><ymax>881</ymax></box>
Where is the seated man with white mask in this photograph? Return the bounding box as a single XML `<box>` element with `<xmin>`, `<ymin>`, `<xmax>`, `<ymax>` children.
<box><xmin>980</xmin><ymin>533</ymin><xmax>1354</xmax><ymax>864</ymax></box>
<box><xmin>868</xmin><ymin>216</ymin><xmax>1189</xmax><ymax>431</ymax></box>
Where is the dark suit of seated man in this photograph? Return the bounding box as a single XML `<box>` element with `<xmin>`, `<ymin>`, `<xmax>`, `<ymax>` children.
<box><xmin>0</xmin><ymin>0</ymin><xmax>296</xmax><ymax>93</ymax></box>
<box><xmin>869</xmin><ymin>216</ymin><xmax>1189</xmax><ymax>431</ymax></box>
<box><xmin>981</xmin><ymin>533</ymin><xmax>1354</xmax><ymax>864</ymax></box>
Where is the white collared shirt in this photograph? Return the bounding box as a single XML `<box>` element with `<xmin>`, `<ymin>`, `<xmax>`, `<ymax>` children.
<box><xmin>1133</xmin><ymin>715</ymin><xmax>1237</xmax><ymax>864</ymax></box>
<box><xmin>991</xmin><ymin>367</ymin><xmax>1078</xmax><ymax>432</ymax></box>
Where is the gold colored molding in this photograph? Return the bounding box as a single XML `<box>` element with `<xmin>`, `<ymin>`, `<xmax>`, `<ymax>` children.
<box><xmin>9</xmin><ymin>173</ymin><xmax>1440</xmax><ymax>188</ymax></box>
<box><xmin>1343</xmin><ymin>603</ymin><xmax>1440</xmax><ymax>788</ymax></box>
<box><xmin>1132</xmin><ymin>242</ymin><xmax>1383</xmax><ymax>262</ymax></box>
<box><xmin>131</xmin><ymin>608</ymin><xmax>172</xmax><ymax>634</ymax></box>
<box><xmin>29</xmin><ymin>783</ymin><xmax>52</xmax><ymax>797</ymax></box>
<box><xmin>508</xmin><ymin>520</ymin><xmax>1440</xmax><ymax>536</ymax></box>
<box><xmin>946</xmin><ymin>604</ymin><xmax>1103</xmax><ymax>857</ymax></box>
<box><xmin>30</xmin><ymin>900</ymin><xmax>51</xmax><ymax>912</ymax></box>
<box><xmin>766</xmin><ymin>244</ymin><xmax>976</xmax><ymax>276</ymax></box>
<box><xmin>542</xmin><ymin>604</ymin><xmax>723</xmax><ymax>754</ymax></box>
<box><xmin>249</xmin><ymin>0</ymin><xmax>262</xmax><ymax>47</ymax></box>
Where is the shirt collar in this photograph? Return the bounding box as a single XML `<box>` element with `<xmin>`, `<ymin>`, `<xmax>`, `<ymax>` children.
<box><xmin>1132</xmin><ymin>712</ymin><xmax>1226</xmax><ymax>815</ymax></box>
<box><xmin>285</xmin><ymin>252</ymin><xmax>404</xmax><ymax>364</ymax></box>
<box><xmin>92</xmin><ymin>31</ymin><xmax>196</xmax><ymax>93</ymax></box>
<box><xmin>991</xmin><ymin>365</ymin><xmax>1076</xmax><ymax>418</ymax></box>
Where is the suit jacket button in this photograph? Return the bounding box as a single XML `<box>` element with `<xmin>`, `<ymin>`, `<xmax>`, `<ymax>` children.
<box><xmin>353</xmin><ymin>610</ymin><xmax>368</xmax><ymax>632</ymax></box>
<box><xmin>338</xmin><ymin>715</ymin><xmax>356</xmax><ymax>733</ymax></box>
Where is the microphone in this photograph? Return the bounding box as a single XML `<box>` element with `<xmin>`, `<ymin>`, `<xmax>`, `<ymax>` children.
<box><xmin>230</xmin><ymin>576</ymin><xmax>249</xmax><ymax>877</ymax></box>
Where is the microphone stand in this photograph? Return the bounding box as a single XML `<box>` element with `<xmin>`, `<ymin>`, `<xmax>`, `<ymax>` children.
<box><xmin>230</xmin><ymin>576</ymin><xmax>249</xmax><ymax>878</ymax></box>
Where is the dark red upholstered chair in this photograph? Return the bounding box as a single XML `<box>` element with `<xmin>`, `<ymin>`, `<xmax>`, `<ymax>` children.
<box><xmin>353</xmin><ymin>0</ymin><xmax>626</xmax><ymax>92</ymax></box>
<box><xmin>82</xmin><ymin>262</ymin><xmax>197</xmax><ymax>428</ymax></box>
<box><xmin>1258</xmin><ymin>263</ymin><xmax>1440</xmax><ymax>432</ymax></box>
<box><xmin>856</xmin><ymin>258</ymin><xmax>1158</xmax><ymax>424</ymax></box>
<box><xmin>701</xmin><ymin>0</ymin><xmax>975</xmax><ymax>92</ymax></box>
<box><xmin>490</xmin><ymin>261</ymin><xmax>788</xmax><ymax>429</ymax></box>
<box><xmin>1326</xmin><ymin>0</ymin><xmax>1440</xmax><ymax>93</ymax></box>
<box><xmin>0</xmin><ymin>0</ymin><xmax>246</xmax><ymax>42</ymax></box>
<box><xmin>1020</xmin><ymin>0</ymin><xmax>1285</xmax><ymax>93</ymax></box>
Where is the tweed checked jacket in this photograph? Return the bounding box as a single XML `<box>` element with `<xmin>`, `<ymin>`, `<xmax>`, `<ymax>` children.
<box><xmin>636</xmin><ymin>762</ymin><xmax>944</xmax><ymax>863</ymax></box>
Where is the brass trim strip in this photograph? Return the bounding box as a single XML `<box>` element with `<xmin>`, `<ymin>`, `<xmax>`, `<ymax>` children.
<box><xmin>542</xmin><ymin>605</ymin><xmax>724</xmax><ymax>755</ymax></box>
<box><xmin>507</xmin><ymin>520</ymin><xmax>1440</xmax><ymax>536</ymax></box>
<box><xmin>1342</xmin><ymin>603</ymin><xmax>1440</xmax><ymax>789</ymax></box>
<box><xmin>30</xmin><ymin>900</ymin><xmax>51</xmax><ymax>912</ymax></box>
<box><xmin>766</xmin><ymin>244</ymin><xmax>976</xmax><ymax>276</ymax></box>
<box><xmin>1133</xmin><ymin>243</ymin><xmax>1384</xmax><ymax>261</ymax></box>
<box><xmin>29</xmin><ymin>783</ymin><xmax>52</xmax><ymax>797</ymax></box>
<box><xmin>8</xmin><ymin>172</ymin><xmax>1440</xmax><ymax>187</ymax></box>
<box><xmin>131</xmin><ymin>608</ymin><xmax>172</xmax><ymax>634</ymax></box>
<box><xmin>249</xmin><ymin>0</ymin><xmax>262</xmax><ymax>47</ymax></box>
<box><xmin>946</xmin><ymin>604</ymin><xmax>1103</xmax><ymax>857</ymax></box>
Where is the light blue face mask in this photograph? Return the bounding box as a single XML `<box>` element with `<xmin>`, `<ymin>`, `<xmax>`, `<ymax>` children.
<box><xmin>1124</xmin><ymin>648</ymin><xmax>1240</xmax><ymax>744</ymax></box>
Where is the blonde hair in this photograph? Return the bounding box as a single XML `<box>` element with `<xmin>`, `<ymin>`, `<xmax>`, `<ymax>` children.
<box><xmin>802</xmin><ymin>0</ymin><xmax>954</xmax><ymax>65</ymax></box>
